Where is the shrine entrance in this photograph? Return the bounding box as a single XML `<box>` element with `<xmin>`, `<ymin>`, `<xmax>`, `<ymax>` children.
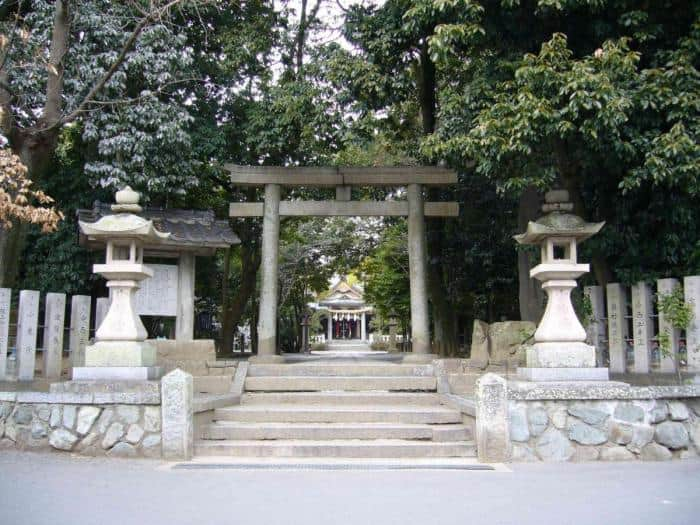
<box><xmin>226</xmin><ymin>165</ymin><xmax>458</xmax><ymax>363</ymax></box>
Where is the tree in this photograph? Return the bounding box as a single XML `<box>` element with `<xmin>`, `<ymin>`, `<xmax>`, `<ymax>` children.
<box><xmin>0</xmin><ymin>0</ymin><xmax>206</xmax><ymax>286</ymax></box>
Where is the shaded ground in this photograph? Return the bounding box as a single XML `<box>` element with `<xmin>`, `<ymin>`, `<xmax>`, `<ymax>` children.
<box><xmin>1</xmin><ymin>451</ymin><xmax>699</xmax><ymax>525</ymax></box>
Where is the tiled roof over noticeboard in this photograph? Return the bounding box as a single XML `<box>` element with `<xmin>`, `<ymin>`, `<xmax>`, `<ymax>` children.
<box><xmin>77</xmin><ymin>201</ymin><xmax>240</xmax><ymax>252</ymax></box>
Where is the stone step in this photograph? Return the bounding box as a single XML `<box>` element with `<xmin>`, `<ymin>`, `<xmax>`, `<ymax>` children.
<box><xmin>241</xmin><ymin>392</ymin><xmax>441</xmax><ymax>406</ymax></box>
<box><xmin>244</xmin><ymin>376</ymin><xmax>437</xmax><ymax>392</ymax></box>
<box><xmin>200</xmin><ymin>421</ymin><xmax>470</xmax><ymax>441</ymax></box>
<box><xmin>194</xmin><ymin>439</ymin><xmax>476</xmax><ymax>458</ymax></box>
<box><xmin>248</xmin><ymin>363</ymin><xmax>433</xmax><ymax>377</ymax></box>
<box><xmin>213</xmin><ymin>405</ymin><xmax>462</xmax><ymax>424</ymax></box>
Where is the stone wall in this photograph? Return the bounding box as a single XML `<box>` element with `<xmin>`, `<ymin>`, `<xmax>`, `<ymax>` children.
<box><xmin>510</xmin><ymin>398</ymin><xmax>700</xmax><ymax>461</ymax></box>
<box><xmin>0</xmin><ymin>401</ymin><xmax>162</xmax><ymax>458</ymax></box>
<box><xmin>0</xmin><ymin>369</ymin><xmax>194</xmax><ymax>460</ymax></box>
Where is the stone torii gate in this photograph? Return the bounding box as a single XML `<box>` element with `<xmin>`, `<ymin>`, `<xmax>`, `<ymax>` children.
<box><xmin>227</xmin><ymin>165</ymin><xmax>458</xmax><ymax>363</ymax></box>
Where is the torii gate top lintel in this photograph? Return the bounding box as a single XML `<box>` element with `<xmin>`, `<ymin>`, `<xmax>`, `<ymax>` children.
<box><xmin>226</xmin><ymin>164</ymin><xmax>457</xmax><ymax>187</ymax></box>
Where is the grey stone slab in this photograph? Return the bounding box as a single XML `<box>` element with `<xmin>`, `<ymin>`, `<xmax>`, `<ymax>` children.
<box><xmin>43</xmin><ymin>293</ymin><xmax>66</xmax><ymax>380</ymax></box>
<box><xmin>161</xmin><ymin>369</ymin><xmax>193</xmax><ymax>460</ymax></box>
<box><xmin>606</xmin><ymin>283</ymin><xmax>628</xmax><ymax>374</ymax></box>
<box><xmin>657</xmin><ymin>279</ymin><xmax>680</xmax><ymax>373</ymax></box>
<box><xmin>684</xmin><ymin>276</ymin><xmax>700</xmax><ymax>372</ymax></box>
<box><xmin>584</xmin><ymin>286</ymin><xmax>606</xmax><ymax>367</ymax></box>
<box><xmin>69</xmin><ymin>295</ymin><xmax>91</xmax><ymax>368</ymax></box>
<box><xmin>631</xmin><ymin>282</ymin><xmax>653</xmax><ymax>373</ymax></box>
<box><xmin>475</xmin><ymin>373</ymin><xmax>510</xmax><ymax>462</ymax></box>
<box><xmin>0</xmin><ymin>288</ymin><xmax>10</xmax><ymax>380</ymax></box>
<box><xmin>16</xmin><ymin>290</ymin><xmax>40</xmax><ymax>381</ymax></box>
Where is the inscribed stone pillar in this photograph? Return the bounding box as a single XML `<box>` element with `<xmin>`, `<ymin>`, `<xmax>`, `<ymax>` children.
<box><xmin>361</xmin><ymin>311</ymin><xmax>367</xmax><ymax>342</ymax></box>
<box><xmin>43</xmin><ymin>292</ymin><xmax>66</xmax><ymax>380</ymax></box>
<box><xmin>406</xmin><ymin>183</ymin><xmax>431</xmax><ymax>357</ymax></box>
<box><xmin>16</xmin><ymin>290</ymin><xmax>40</xmax><ymax>381</ymax></box>
<box><xmin>256</xmin><ymin>183</ymin><xmax>281</xmax><ymax>360</ymax></box>
<box><xmin>94</xmin><ymin>297</ymin><xmax>109</xmax><ymax>333</ymax></box>
<box><xmin>161</xmin><ymin>369</ymin><xmax>193</xmax><ymax>460</ymax></box>
<box><xmin>684</xmin><ymin>276</ymin><xmax>700</xmax><ymax>372</ymax></box>
<box><xmin>327</xmin><ymin>313</ymin><xmax>333</xmax><ymax>342</ymax></box>
<box><xmin>0</xmin><ymin>288</ymin><xmax>12</xmax><ymax>381</ymax></box>
<box><xmin>176</xmin><ymin>253</ymin><xmax>195</xmax><ymax>341</ymax></box>
<box><xmin>657</xmin><ymin>278</ymin><xmax>680</xmax><ymax>373</ymax></box>
<box><xmin>631</xmin><ymin>282</ymin><xmax>653</xmax><ymax>374</ymax></box>
<box><xmin>475</xmin><ymin>373</ymin><xmax>511</xmax><ymax>463</ymax></box>
<box><xmin>584</xmin><ymin>286</ymin><xmax>606</xmax><ymax>367</ymax></box>
<box><xmin>0</xmin><ymin>288</ymin><xmax>10</xmax><ymax>380</ymax></box>
<box><xmin>69</xmin><ymin>295</ymin><xmax>91</xmax><ymax>368</ymax></box>
<box><xmin>606</xmin><ymin>283</ymin><xmax>628</xmax><ymax>374</ymax></box>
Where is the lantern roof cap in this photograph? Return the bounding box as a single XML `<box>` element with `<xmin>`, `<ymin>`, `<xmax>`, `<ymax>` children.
<box><xmin>514</xmin><ymin>189</ymin><xmax>604</xmax><ymax>245</ymax></box>
<box><xmin>78</xmin><ymin>187</ymin><xmax>170</xmax><ymax>243</ymax></box>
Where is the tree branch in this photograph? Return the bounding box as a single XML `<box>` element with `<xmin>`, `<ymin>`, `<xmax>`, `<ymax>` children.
<box><xmin>39</xmin><ymin>0</ymin><xmax>189</xmax><ymax>132</ymax></box>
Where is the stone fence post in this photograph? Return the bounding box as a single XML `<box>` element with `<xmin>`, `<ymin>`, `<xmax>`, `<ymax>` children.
<box><xmin>475</xmin><ymin>373</ymin><xmax>511</xmax><ymax>463</ymax></box>
<box><xmin>161</xmin><ymin>369</ymin><xmax>193</xmax><ymax>460</ymax></box>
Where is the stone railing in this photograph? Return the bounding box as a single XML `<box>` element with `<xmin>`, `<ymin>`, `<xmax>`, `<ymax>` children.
<box><xmin>584</xmin><ymin>275</ymin><xmax>700</xmax><ymax>374</ymax></box>
<box><xmin>0</xmin><ymin>369</ymin><xmax>194</xmax><ymax>460</ymax></box>
<box><xmin>475</xmin><ymin>374</ymin><xmax>700</xmax><ymax>463</ymax></box>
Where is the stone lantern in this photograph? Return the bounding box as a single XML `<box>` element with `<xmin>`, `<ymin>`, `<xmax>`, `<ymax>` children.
<box><xmin>514</xmin><ymin>189</ymin><xmax>607</xmax><ymax>382</ymax></box>
<box><xmin>75</xmin><ymin>187</ymin><xmax>170</xmax><ymax>380</ymax></box>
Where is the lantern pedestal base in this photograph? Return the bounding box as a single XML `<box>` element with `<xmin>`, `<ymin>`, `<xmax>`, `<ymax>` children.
<box><xmin>517</xmin><ymin>367</ymin><xmax>609</xmax><ymax>382</ymax></box>
<box><xmin>84</xmin><ymin>341</ymin><xmax>157</xmax><ymax>367</ymax></box>
<box><xmin>526</xmin><ymin>342</ymin><xmax>596</xmax><ymax>368</ymax></box>
<box><xmin>72</xmin><ymin>366</ymin><xmax>163</xmax><ymax>381</ymax></box>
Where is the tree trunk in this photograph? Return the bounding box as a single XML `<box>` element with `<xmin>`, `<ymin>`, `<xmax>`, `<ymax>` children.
<box><xmin>517</xmin><ymin>186</ymin><xmax>544</xmax><ymax>322</ymax></box>
<box><xmin>417</xmin><ymin>41</ymin><xmax>457</xmax><ymax>357</ymax></box>
<box><xmin>556</xmin><ymin>141</ymin><xmax>614</xmax><ymax>287</ymax></box>
<box><xmin>220</xmin><ymin>240</ymin><xmax>261</xmax><ymax>355</ymax></box>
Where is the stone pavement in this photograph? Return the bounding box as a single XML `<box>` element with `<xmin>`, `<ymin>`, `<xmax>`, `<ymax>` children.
<box><xmin>1</xmin><ymin>451</ymin><xmax>699</xmax><ymax>525</ymax></box>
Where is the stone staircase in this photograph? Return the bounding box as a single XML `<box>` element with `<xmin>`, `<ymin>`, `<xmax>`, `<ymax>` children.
<box><xmin>194</xmin><ymin>361</ymin><xmax>476</xmax><ymax>459</ymax></box>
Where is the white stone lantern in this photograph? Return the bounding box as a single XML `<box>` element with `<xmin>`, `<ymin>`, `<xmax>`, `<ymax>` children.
<box><xmin>76</xmin><ymin>187</ymin><xmax>169</xmax><ymax>380</ymax></box>
<box><xmin>514</xmin><ymin>189</ymin><xmax>607</xmax><ymax>382</ymax></box>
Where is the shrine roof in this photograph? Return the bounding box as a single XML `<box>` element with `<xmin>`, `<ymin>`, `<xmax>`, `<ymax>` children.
<box><xmin>77</xmin><ymin>201</ymin><xmax>240</xmax><ymax>255</ymax></box>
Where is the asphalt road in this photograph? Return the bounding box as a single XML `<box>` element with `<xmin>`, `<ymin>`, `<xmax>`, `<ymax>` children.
<box><xmin>1</xmin><ymin>451</ymin><xmax>699</xmax><ymax>525</ymax></box>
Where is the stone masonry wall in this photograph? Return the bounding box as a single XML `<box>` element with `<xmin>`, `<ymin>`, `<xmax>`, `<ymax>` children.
<box><xmin>509</xmin><ymin>398</ymin><xmax>700</xmax><ymax>462</ymax></box>
<box><xmin>0</xmin><ymin>401</ymin><xmax>162</xmax><ymax>458</ymax></box>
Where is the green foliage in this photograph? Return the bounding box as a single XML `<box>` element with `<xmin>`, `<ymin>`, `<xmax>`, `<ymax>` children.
<box><xmin>360</xmin><ymin>221</ymin><xmax>411</xmax><ymax>331</ymax></box>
